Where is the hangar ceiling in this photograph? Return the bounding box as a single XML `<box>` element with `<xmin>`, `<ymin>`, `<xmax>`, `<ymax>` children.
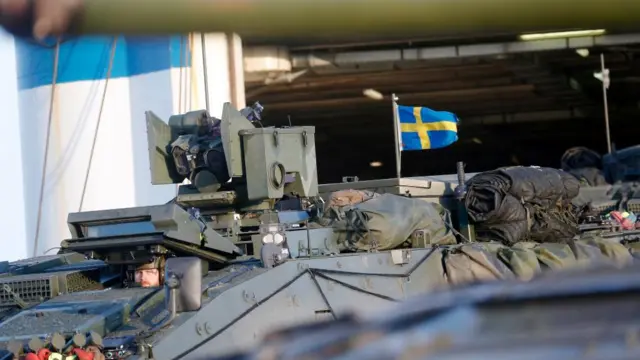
<box><xmin>243</xmin><ymin>33</ymin><xmax>640</xmax><ymax>183</ymax></box>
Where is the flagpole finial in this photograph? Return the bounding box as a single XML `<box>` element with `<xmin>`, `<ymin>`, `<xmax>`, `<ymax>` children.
<box><xmin>392</xmin><ymin>93</ymin><xmax>398</xmax><ymax>102</ymax></box>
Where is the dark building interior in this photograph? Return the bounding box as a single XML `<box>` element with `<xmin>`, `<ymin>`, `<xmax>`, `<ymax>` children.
<box><xmin>245</xmin><ymin>34</ymin><xmax>640</xmax><ymax>183</ymax></box>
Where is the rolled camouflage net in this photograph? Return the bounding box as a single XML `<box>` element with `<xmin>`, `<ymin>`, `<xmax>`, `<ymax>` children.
<box><xmin>464</xmin><ymin>166</ymin><xmax>581</xmax><ymax>245</ymax></box>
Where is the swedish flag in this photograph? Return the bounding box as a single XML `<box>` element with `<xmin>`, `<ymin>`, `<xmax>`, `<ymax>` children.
<box><xmin>397</xmin><ymin>105</ymin><xmax>458</xmax><ymax>151</ymax></box>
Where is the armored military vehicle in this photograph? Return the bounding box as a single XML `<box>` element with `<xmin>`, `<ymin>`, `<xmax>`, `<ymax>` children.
<box><xmin>0</xmin><ymin>103</ymin><xmax>459</xmax><ymax>360</ymax></box>
<box><xmin>215</xmin><ymin>261</ymin><xmax>640</xmax><ymax>360</ymax></box>
<box><xmin>0</xmin><ymin>103</ymin><xmax>637</xmax><ymax>360</ymax></box>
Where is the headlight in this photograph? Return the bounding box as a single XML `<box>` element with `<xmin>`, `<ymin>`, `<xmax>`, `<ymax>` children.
<box><xmin>262</xmin><ymin>232</ymin><xmax>285</xmax><ymax>245</ymax></box>
<box><xmin>260</xmin><ymin>223</ymin><xmax>286</xmax><ymax>245</ymax></box>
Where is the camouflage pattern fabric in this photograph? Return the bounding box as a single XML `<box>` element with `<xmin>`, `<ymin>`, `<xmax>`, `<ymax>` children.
<box><xmin>329</xmin><ymin>194</ymin><xmax>455</xmax><ymax>251</ymax></box>
<box><xmin>624</xmin><ymin>240</ymin><xmax>640</xmax><ymax>260</ymax></box>
<box><xmin>437</xmin><ymin>236</ymin><xmax>634</xmax><ymax>285</ymax></box>
<box><xmin>317</xmin><ymin>189</ymin><xmax>380</xmax><ymax>227</ymax></box>
<box><xmin>325</xmin><ymin>189</ymin><xmax>380</xmax><ymax>208</ymax></box>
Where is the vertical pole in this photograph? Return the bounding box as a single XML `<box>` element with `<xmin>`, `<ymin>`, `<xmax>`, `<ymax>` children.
<box><xmin>454</xmin><ymin>161</ymin><xmax>474</xmax><ymax>242</ymax></box>
<box><xmin>391</xmin><ymin>93</ymin><xmax>402</xmax><ymax>179</ymax></box>
<box><xmin>201</xmin><ymin>33</ymin><xmax>211</xmax><ymax>113</ymax></box>
<box><xmin>601</xmin><ymin>53</ymin><xmax>612</xmax><ymax>154</ymax></box>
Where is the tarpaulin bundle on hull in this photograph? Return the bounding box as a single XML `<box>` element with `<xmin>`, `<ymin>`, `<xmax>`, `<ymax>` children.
<box><xmin>322</xmin><ymin>191</ymin><xmax>456</xmax><ymax>251</ymax></box>
<box><xmin>438</xmin><ymin>236</ymin><xmax>634</xmax><ymax>284</ymax></box>
<box><xmin>464</xmin><ymin>166</ymin><xmax>581</xmax><ymax>245</ymax></box>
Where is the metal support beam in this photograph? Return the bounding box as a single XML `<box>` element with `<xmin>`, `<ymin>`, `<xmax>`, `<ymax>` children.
<box><xmin>265</xmin><ymin>84</ymin><xmax>535</xmax><ymax>111</ymax></box>
<box><xmin>462</xmin><ymin>109</ymin><xmax>586</xmax><ymax>125</ymax></box>
<box><xmin>289</xmin><ymin>34</ymin><xmax>640</xmax><ymax>70</ymax></box>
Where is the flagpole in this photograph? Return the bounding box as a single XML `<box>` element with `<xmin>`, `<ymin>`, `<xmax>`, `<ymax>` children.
<box><xmin>391</xmin><ymin>93</ymin><xmax>402</xmax><ymax>179</ymax></box>
<box><xmin>600</xmin><ymin>53</ymin><xmax>612</xmax><ymax>154</ymax></box>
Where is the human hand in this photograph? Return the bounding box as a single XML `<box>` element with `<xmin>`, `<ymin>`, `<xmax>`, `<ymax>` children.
<box><xmin>0</xmin><ymin>0</ymin><xmax>83</xmax><ymax>39</ymax></box>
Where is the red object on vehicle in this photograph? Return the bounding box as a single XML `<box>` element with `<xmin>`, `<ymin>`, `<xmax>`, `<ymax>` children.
<box><xmin>36</xmin><ymin>349</ymin><xmax>51</xmax><ymax>360</ymax></box>
<box><xmin>611</xmin><ymin>211</ymin><xmax>635</xmax><ymax>230</ymax></box>
<box><xmin>72</xmin><ymin>348</ymin><xmax>96</xmax><ymax>360</ymax></box>
<box><xmin>24</xmin><ymin>353</ymin><xmax>40</xmax><ymax>360</ymax></box>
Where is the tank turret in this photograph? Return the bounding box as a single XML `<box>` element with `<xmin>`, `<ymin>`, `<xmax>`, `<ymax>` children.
<box><xmin>57</xmin><ymin>102</ymin><xmax>321</xmax><ymax>286</ymax></box>
<box><xmin>146</xmin><ymin>102</ymin><xmax>318</xmax><ymax>211</ymax></box>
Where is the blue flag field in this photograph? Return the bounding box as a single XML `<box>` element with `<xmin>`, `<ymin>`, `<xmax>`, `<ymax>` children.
<box><xmin>397</xmin><ymin>105</ymin><xmax>458</xmax><ymax>151</ymax></box>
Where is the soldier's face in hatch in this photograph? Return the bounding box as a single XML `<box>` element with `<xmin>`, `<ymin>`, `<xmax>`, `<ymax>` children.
<box><xmin>135</xmin><ymin>268</ymin><xmax>161</xmax><ymax>287</ymax></box>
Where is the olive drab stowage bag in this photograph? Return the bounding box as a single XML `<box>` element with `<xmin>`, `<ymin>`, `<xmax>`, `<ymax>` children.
<box><xmin>439</xmin><ymin>238</ymin><xmax>635</xmax><ymax>286</ymax></box>
<box><xmin>442</xmin><ymin>243</ymin><xmax>515</xmax><ymax>285</ymax></box>
<box><xmin>495</xmin><ymin>244</ymin><xmax>541</xmax><ymax>281</ymax></box>
<box><xmin>625</xmin><ymin>240</ymin><xmax>640</xmax><ymax>260</ymax></box>
<box><xmin>326</xmin><ymin>189</ymin><xmax>380</xmax><ymax>208</ymax></box>
<box><xmin>578</xmin><ymin>235</ymin><xmax>634</xmax><ymax>267</ymax></box>
<box><xmin>317</xmin><ymin>189</ymin><xmax>380</xmax><ymax>227</ymax></box>
<box><xmin>330</xmin><ymin>193</ymin><xmax>455</xmax><ymax>251</ymax></box>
